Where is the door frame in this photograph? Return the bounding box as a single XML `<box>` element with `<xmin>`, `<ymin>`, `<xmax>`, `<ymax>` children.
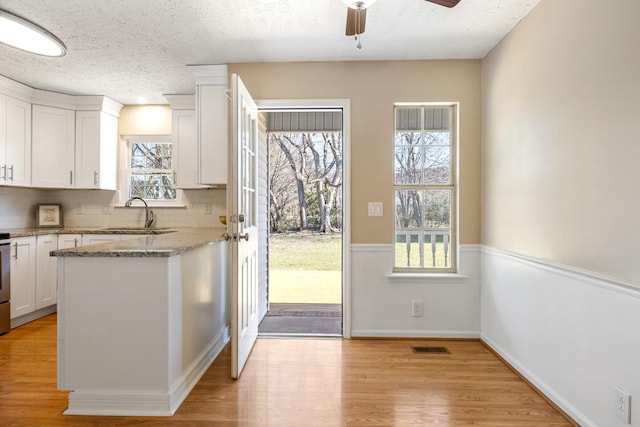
<box><xmin>256</xmin><ymin>98</ymin><xmax>351</xmax><ymax>338</ymax></box>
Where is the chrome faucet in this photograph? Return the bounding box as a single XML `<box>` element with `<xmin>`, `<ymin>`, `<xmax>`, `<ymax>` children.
<box><xmin>124</xmin><ymin>197</ymin><xmax>155</xmax><ymax>228</ymax></box>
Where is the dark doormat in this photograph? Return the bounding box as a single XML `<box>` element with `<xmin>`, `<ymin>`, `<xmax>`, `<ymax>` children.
<box><xmin>259</xmin><ymin>303</ymin><xmax>342</xmax><ymax>335</ymax></box>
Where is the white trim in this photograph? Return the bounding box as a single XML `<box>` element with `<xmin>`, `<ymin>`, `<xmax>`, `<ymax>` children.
<box><xmin>257</xmin><ymin>98</ymin><xmax>351</xmax><ymax>338</ymax></box>
<box><xmin>482</xmin><ymin>245</ymin><xmax>640</xmax><ymax>297</ymax></box>
<box><xmin>386</xmin><ymin>272</ymin><xmax>468</xmax><ymax>284</ymax></box>
<box><xmin>351</xmin><ymin>243</ymin><xmax>393</xmax><ymax>253</ymax></box>
<box><xmin>10</xmin><ymin>305</ymin><xmax>57</xmax><ymax>329</ymax></box>
<box><xmin>352</xmin><ymin>329</ymin><xmax>480</xmax><ymax>339</ymax></box>
<box><xmin>64</xmin><ymin>326</ymin><xmax>230</xmax><ymax>416</ymax></box>
<box><xmin>481</xmin><ymin>335</ymin><xmax>594</xmax><ymax>427</ymax></box>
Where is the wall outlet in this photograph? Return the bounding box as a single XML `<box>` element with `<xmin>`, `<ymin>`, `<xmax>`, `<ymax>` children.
<box><xmin>411</xmin><ymin>300</ymin><xmax>424</xmax><ymax>317</ymax></box>
<box><xmin>615</xmin><ymin>386</ymin><xmax>631</xmax><ymax>424</ymax></box>
<box><xmin>204</xmin><ymin>203</ymin><xmax>212</xmax><ymax>215</ymax></box>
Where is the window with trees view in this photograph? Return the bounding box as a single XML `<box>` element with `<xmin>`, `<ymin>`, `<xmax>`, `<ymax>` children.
<box><xmin>394</xmin><ymin>104</ymin><xmax>456</xmax><ymax>272</ymax></box>
<box><xmin>122</xmin><ymin>136</ymin><xmax>180</xmax><ymax>205</ymax></box>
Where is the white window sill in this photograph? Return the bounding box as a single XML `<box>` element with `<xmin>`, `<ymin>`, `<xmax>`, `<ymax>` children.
<box><xmin>386</xmin><ymin>273</ymin><xmax>468</xmax><ymax>284</ymax></box>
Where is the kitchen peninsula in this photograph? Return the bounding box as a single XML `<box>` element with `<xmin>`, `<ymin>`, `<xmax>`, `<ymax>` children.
<box><xmin>51</xmin><ymin>228</ymin><xmax>229</xmax><ymax>416</ymax></box>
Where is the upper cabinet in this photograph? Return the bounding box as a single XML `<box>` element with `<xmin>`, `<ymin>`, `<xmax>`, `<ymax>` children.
<box><xmin>190</xmin><ymin>65</ymin><xmax>229</xmax><ymax>185</ymax></box>
<box><xmin>75</xmin><ymin>110</ymin><xmax>118</xmax><ymax>190</ymax></box>
<box><xmin>0</xmin><ymin>94</ymin><xmax>32</xmax><ymax>187</ymax></box>
<box><xmin>32</xmin><ymin>104</ymin><xmax>76</xmax><ymax>188</ymax></box>
<box><xmin>30</xmin><ymin>95</ymin><xmax>122</xmax><ymax>190</ymax></box>
<box><xmin>165</xmin><ymin>94</ymin><xmax>210</xmax><ymax>189</ymax></box>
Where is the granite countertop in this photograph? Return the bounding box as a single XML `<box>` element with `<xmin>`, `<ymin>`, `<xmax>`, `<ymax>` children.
<box><xmin>2</xmin><ymin>227</ymin><xmax>176</xmax><ymax>237</ymax></box>
<box><xmin>35</xmin><ymin>228</ymin><xmax>226</xmax><ymax>258</ymax></box>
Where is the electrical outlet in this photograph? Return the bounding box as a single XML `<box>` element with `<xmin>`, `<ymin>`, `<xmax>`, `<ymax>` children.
<box><xmin>411</xmin><ymin>300</ymin><xmax>424</xmax><ymax>317</ymax></box>
<box><xmin>204</xmin><ymin>203</ymin><xmax>212</xmax><ymax>215</ymax></box>
<box><xmin>615</xmin><ymin>386</ymin><xmax>631</xmax><ymax>424</ymax></box>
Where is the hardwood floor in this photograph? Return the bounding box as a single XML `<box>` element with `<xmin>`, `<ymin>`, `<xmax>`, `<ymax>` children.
<box><xmin>0</xmin><ymin>314</ymin><xmax>575</xmax><ymax>426</ymax></box>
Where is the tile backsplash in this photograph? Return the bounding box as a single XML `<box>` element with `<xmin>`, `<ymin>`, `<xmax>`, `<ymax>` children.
<box><xmin>0</xmin><ymin>187</ymin><xmax>226</xmax><ymax>230</ymax></box>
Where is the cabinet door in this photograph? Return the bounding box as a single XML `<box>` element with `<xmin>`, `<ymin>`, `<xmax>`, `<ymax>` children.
<box><xmin>35</xmin><ymin>235</ymin><xmax>57</xmax><ymax>310</ymax></box>
<box><xmin>32</xmin><ymin>105</ymin><xmax>76</xmax><ymax>188</ymax></box>
<box><xmin>58</xmin><ymin>234</ymin><xmax>82</xmax><ymax>249</ymax></box>
<box><xmin>197</xmin><ymin>85</ymin><xmax>228</xmax><ymax>185</ymax></box>
<box><xmin>10</xmin><ymin>236</ymin><xmax>36</xmax><ymax>319</ymax></box>
<box><xmin>75</xmin><ymin>111</ymin><xmax>117</xmax><ymax>190</ymax></box>
<box><xmin>173</xmin><ymin>109</ymin><xmax>209</xmax><ymax>189</ymax></box>
<box><xmin>4</xmin><ymin>96</ymin><xmax>32</xmax><ymax>187</ymax></box>
<box><xmin>81</xmin><ymin>235</ymin><xmax>121</xmax><ymax>246</ymax></box>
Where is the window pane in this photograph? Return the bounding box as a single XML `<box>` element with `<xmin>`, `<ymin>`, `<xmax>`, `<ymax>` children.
<box><xmin>424</xmin><ymin>190</ymin><xmax>450</xmax><ymax>228</ymax></box>
<box><xmin>394</xmin><ymin>146</ymin><xmax>423</xmax><ymax>184</ymax></box>
<box><xmin>130</xmin><ymin>172</ymin><xmax>176</xmax><ymax>200</ymax></box>
<box><xmin>395</xmin><ymin>232</ymin><xmax>422</xmax><ymax>268</ymax></box>
<box><xmin>424</xmin><ymin>230</ymin><xmax>451</xmax><ymax>268</ymax></box>
<box><xmin>130</xmin><ymin>143</ymin><xmax>172</xmax><ymax>170</ymax></box>
<box><xmin>424</xmin><ymin>145</ymin><xmax>451</xmax><ymax>184</ymax></box>
<box><xmin>396</xmin><ymin>190</ymin><xmax>423</xmax><ymax>228</ymax></box>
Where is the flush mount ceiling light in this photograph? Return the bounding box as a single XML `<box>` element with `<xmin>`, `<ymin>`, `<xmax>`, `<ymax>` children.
<box><xmin>0</xmin><ymin>9</ymin><xmax>66</xmax><ymax>57</ymax></box>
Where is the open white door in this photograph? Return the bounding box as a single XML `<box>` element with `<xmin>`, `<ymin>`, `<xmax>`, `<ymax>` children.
<box><xmin>231</xmin><ymin>74</ymin><xmax>259</xmax><ymax>379</ymax></box>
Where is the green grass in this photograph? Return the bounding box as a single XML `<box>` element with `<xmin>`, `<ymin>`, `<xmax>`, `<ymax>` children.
<box><xmin>269</xmin><ymin>232</ymin><xmax>341</xmax><ymax>271</ymax></box>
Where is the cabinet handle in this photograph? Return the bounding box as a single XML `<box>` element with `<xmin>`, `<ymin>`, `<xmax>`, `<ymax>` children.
<box><xmin>8</xmin><ymin>165</ymin><xmax>13</xmax><ymax>181</ymax></box>
<box><xmin>94</xmin><ymin>171</ymin><xmax>98</xmax><ymax>186</ymax></box>
<box><xmin>13</xmin><ymin>242</ymin><xmax>18</xmax><ymax>260</ymax></box>
<box><xmin>70</xmin><ymin>170</ymin><xmax>73</xmax><ymax>185</ymax></box>
<box><xmin>173</xmin><ymin>171</ymin><xmax>177</xmax><ymax>186</ymax></box>
<box><xmin>74</xmin><ymin>238</ymin><xmax>78</xmax><ymax>247</ymax></box>
<box><xmin>1</xmin><ymin>164</ymin><xmax>5</xmax><ymax>180</ymax></box>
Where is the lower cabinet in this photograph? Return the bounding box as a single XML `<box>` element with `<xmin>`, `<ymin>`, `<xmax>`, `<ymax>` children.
<box><xmin>10</xmin><ymin>236</ymin><xmax>36</xmax><ymax>319</ymax></box>
<box><xmin>35</xmin><ymin>234</ymin><xmax>58</xmax><ymax>310</ymax></box>
<box><xmin>10</xmin><ymin>235</ymin><xmax>59</xmax><ymax>320</ymax></box>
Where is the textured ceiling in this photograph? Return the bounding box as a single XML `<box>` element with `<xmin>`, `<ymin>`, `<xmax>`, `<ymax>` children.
<box><xmin>0</xmin><ymin>0</ymin><xmax>540</xmax><ymax>105</ymax></box>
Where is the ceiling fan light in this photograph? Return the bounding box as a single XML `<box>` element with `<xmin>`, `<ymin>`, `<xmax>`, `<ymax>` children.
<box><xmin>342</xmin><ymin>0</ymin><xmax>377</xmax><ymax>10</ymax></box>
<box><xmin>0</xmin><ymin>9</ymin><xmax>66</xmax><ymax>57</ymax></box>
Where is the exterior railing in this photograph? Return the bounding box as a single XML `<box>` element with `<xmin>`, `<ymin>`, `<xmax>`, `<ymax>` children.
<box><xmin>395</xmin><ymin>229</ymin><xmax>450</xmax><ymax>268</ymax></box>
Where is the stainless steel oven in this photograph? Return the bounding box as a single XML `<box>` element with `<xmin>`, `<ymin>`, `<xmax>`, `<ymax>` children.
<box><xmin>0</xmin><ymin>233</ymin><xmax>10</xmax><ymax>335</ymax></box>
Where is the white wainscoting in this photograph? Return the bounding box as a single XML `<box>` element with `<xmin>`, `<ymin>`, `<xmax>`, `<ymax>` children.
<box><xmin>481</xmin><ymin>246</ymin><xmax>640</xmax><ymax>427</ymax></box>
<box><xmin>350</xmin><ymin>244</ymin><xmax>481</xmax><ymax>338</ymax></box>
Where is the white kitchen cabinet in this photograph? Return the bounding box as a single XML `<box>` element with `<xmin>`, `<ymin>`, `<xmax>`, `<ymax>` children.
<box><xmin>196</xmin><ymin>85</ymin><xmax>228</xmax><ymax>185</ymax></box>
<box><xmin>10</xmin><ymin>236</ymin><xmax>36</xmax><ymax>319</ymax></box>
<box><xmin>32</xmin><ymin>104</ymin><xmax>76</xmax><ymax>188</ymax></box>
<box><xmin>35</xmin><ymin>235</ymin><xmax>58</xmax><ymax>310</ymax></box>
<box><xmin>0</xmin><ymin>94</ymin><xmax>32</xmax><ymax>187</ymax></box>
<box><xmin>81</xmin><ymin>234</ymin><xmax>121</xmax><ymax>246</ymax></box>
<box><xmin>58</xmin><ymin>234</ymin><xmax>82</xmax><ymax>249</ymax></box>
<box><xmin>173</xmin><ymin>109</ymin><xmax>212</xmax><ymax>189</ymax></box>
<box><xmin>75</xmin><ymin>110</ymin><xmax>118</xmax><ymax>190</ymax></box>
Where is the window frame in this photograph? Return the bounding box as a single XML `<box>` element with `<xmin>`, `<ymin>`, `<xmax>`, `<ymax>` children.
<box><xmin>393</xmin><ymin>102</ymin><xmax>458</xmax><ymax>274</ymax></box>
<box><xmin>118</xmin><ymin>135</ymin><xmax>184</xmax><ymax>207</ymax></box>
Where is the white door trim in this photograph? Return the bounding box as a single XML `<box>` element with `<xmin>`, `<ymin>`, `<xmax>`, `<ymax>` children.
<box><xmin>256</xmin><ymin>98</ymin><xmax>352</xmax><ymax>338</ymax></box>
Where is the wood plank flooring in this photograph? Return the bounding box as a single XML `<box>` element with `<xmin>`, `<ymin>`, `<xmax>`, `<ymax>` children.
<box><xmin>0</xmin><ymin>314</ymin><xmax>575</xmax><ymax>426</ymax></box>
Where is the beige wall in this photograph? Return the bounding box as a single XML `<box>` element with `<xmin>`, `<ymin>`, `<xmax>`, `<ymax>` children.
<box><xmin>229</xmin><ymin>61</ymin><xmax>481</xmax><ymax>245</ymax></box>
<box><xmin>118</xmin><ymin>105</ymin><xmax>172</xmax><ymax>135</ymax></box>
<box><xmin>481</xmin><ymin>0</ymin><xmax>640</xmax><ymax>283</ymax></box>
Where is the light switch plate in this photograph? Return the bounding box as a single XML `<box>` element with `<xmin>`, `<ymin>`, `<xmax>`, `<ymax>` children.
<box><xmin>368</xmin><ymin>202</ymin><xmax>383</xmax><ymax>217</ymax></box>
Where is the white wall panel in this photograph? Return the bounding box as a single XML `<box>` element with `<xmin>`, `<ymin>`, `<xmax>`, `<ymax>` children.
<box><xmin>482</xmin><ymin>247</ymin><xmax>640</xmax><ymax>427</ymax></box>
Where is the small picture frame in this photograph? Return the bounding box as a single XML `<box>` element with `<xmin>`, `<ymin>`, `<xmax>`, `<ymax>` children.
<box><xmin>36</xmin><ymin>204</ymin><xmax>63</xmax><ymax>228</ymax></box>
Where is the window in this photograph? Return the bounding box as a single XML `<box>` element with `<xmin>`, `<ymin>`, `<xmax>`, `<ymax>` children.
<box><xmin>394</xmin><ymin>104</ymin><xmax>457</xmax><ymax>272</ymax></box>
<box><xmin>119</xmin><ymin>135</ymin><xmax>182</xmax><ymax>206</ymax></box>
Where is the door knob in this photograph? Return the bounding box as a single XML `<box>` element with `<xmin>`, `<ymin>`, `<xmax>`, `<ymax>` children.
<box><xmin>239</xmin><ymin>233</ymin><xmax>249</xmax><ymax>241</ymax></box>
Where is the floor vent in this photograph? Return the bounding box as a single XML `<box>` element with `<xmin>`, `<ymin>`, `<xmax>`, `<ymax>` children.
<box><xmin>411</xmin><ymin>346</ymin><xmax>450</xmax><ymax>354</ymax></box>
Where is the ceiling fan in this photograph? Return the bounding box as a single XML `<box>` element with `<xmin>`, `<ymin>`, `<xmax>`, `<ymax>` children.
<box><xmin>343</xmin><ymin>0</ymin><xmax>461</xmax><ymax>49</ymax></box>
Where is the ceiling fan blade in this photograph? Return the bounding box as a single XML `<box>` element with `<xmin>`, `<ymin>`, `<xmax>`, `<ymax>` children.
<box><xmin>425</xmin><ymin>0</ymin><xmax>461</xmax><ymax>7</ymax></box>
<box><xmin>345</xmin><ymin>7</ymin><xmax>367</xmax><ymax>36</ymax></box>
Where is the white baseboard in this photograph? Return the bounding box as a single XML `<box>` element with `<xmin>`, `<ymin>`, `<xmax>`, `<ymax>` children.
<box><xmin>351</xmin><ymin>329</ymin><xmax>480</xmax><ymax>339</ymax></box>
<box><xmin>64</xmin><ymin>326</ymin><xmax>231</xmax><ymax>416</ymax></box>
<box><xmin>11</xmin><ymin>305</ymin><xmax>57</xmax><ymax>328</ymax></box>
